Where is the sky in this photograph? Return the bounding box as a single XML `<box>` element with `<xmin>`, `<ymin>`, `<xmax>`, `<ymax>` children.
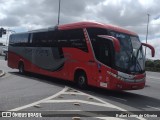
<box><xmin>0</xmin><ymin>0</ymin><xmax>160</xmax><ymax>59</ymax></box>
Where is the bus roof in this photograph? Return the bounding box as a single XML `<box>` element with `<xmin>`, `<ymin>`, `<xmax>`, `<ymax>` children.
<box><xmin>11</xmin><ymin>22</ymin><xmax>137</xmax><ymax>36</ymax></box>
<box><xmin>11</xmin><ymin>26</ymin><xmax>58</xmax><ymax>35</ymax></box>
<box><xmin>58</xmin><ymin>21</ymin><xmax>138</xmax><ymax>36</ymax></box>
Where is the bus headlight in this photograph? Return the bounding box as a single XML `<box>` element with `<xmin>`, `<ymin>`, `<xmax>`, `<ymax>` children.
<box><xmin>107</xmin><ymin>71</ymin><xmax>125</xmax><ymax>81</ymax></box>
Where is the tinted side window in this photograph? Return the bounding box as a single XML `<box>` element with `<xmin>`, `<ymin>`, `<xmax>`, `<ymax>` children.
<box><xmin>69</xmin><ymin>29</ymin><xmax>88</xmax><ymax>52</ymax></box>
<box><xmin>32</xmin><ymin>31</ymin><xmax>55</xmax><ymax>47</ymax></box>
<box><xmin>9</xmin><ymin>35</ymin><xmax>14</xmax><ymax>45</ymax></box>
<box><xmin>9</xmin><ymin>33</ymin><xmax>29</xmax><ymax>46</ymax></box>
<box><xmin>29</xmin><ymin>29</ymin><xmax>88</xmax><ymax>52</ymax></box>
<box><xmin>32</xmin><ymin>32</ymin><xmax>46</xmax><ymax>45</ymax></box>
<box><xmin>87</xmin><ymin>28</ymin><xmax>114</xmax><ymax>67</ymax></box>
<box><xmin>87</xmin><ymin>28</ymin><xmax>109</xmax><ymax>39</ymax></box>
<box><xmin>55</xmin><ymin>29</ymin><xmax>88</xmax><ymax>52</ymax></box>
<box><xmin>92</xmin><ymin>37</ymin><xmax>113</xmax><ymax>66</ymax></box>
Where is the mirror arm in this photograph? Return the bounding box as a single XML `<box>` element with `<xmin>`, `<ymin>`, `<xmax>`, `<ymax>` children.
<box><xmin>98</xmin><ymin>35</ymin><xmax>120</xmax><ymax>52</ymax></box>
<box><xmin>142</xmin><ymin>43</ymin><xmax>155</xmax><ymax>57</ymax></box>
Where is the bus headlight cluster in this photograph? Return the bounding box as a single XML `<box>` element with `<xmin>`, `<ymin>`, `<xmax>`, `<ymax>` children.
<box><xmin>107</xmin><ymin>71</ymin><xmax>125</xmax><ymax>81</ymax></box>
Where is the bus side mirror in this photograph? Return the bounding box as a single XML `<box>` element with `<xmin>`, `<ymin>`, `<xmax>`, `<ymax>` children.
<box><xmin>98</xmin><ymin>35</ymin><xmax>120</xmax><ymax>52</ymax></box>
<box><xmin>142</xmin><ymin>43</ymin><xmax>155</xmax><ymax>57</ymax></box>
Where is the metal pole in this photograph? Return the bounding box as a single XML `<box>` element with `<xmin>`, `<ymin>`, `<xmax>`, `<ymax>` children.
<box><xmin>145</xmin><ymin>14</ymin><xmax>150</xmax><ymax>57</ymax></box>
<box><xmin>58</xmin><ymin>0</ymin><xmax>61</xmax><ymax>25</ymax></box>
<box><xmin>6</xmin><ymin>29</ymin><xmax>8</xmax><ymax>46</ymax></box>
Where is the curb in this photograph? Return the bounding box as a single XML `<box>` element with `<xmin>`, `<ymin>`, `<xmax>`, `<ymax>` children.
<box><xmin>0</xmin><ymin>70</ymin><xmax>5</xmax><ymax>77</ymax></box>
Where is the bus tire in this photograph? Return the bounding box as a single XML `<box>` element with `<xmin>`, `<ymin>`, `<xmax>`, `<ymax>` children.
<box><xmin>75</xmin><ymin>71</ymin><xmax>87</xmax><ymax>89</ymax></box>
<box><xmin>18</xmin><ymin>62</ymin><xmax>25</xmax><ymax>74</ymax></box>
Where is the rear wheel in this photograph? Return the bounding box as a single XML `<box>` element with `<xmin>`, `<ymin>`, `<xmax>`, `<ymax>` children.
<box><xmin>75</xmin><ymin>71</ymin><xmax>87</xmax><ymax>89</ymax></box>
<box><xmin>19</xmin><ymin>62</ymin><xmax>25</xmax><ymax>74</ymax></box>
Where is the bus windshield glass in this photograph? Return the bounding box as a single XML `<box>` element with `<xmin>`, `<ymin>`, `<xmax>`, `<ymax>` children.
<box><xmin>110</xmin><ymin>32</ymin><xmax>145</xmax><ymax>74</ymax></box>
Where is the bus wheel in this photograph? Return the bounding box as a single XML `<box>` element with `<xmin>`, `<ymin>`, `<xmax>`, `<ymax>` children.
<box><xmin>75</xmin><ymin>72</ymin><xmax>87</xmax><ymax>89</ymax></box>
<box><xmin>19</xmin><ymin>62</ymin><xmax>25</xmax><ymax>74</ymax></box>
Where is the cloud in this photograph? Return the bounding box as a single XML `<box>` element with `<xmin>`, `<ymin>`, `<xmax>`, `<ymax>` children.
<box><xmin>0</xmin><ymin>16</ymin><xmax>20</xmax><ymax>26</ymax></box>
<box><xmin>0</xmin><ymin>0</ymin><xmax>160</xmax><ymax>59</ymax></box>
<box><xmin>0</xmin><ymin>0</ymin><xmax>159</xmax><ymax>28</ymax></box>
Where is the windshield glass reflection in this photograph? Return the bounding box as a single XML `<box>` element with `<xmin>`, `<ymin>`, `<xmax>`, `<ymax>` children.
<box><xmin>110</xmin><ymin>32</ymin><xmax>145</xmax><ymax>74</ymax></box>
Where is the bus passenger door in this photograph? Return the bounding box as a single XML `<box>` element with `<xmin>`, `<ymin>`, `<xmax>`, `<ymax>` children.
<box><xmin>92</xmin><ymin>37</ymin><xmax>113</xmax><ymax>88</ymax></box>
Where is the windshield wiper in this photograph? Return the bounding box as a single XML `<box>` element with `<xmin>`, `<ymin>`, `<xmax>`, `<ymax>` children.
<box><xmin>134</xmin><ymin>45</ymin><xmax>143</xmax><ymax>72</ymax></box>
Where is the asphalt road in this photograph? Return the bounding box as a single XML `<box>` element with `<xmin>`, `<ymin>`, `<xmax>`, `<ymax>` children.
<box><xmin>0</xmin><ymin>56</ymin><xmax>160</xmax><ymax>120</ymax></box>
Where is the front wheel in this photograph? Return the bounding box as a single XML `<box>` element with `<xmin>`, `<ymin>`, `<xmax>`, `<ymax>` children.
<box><xmin>19</xmin><ymin>63</ymin><xmax>25</xmax><ymax>74</ymax></box>
<box><xmin>75</xmin><ymin>72</ymin><xmax>87</xmax><ymax>89</ymax></box>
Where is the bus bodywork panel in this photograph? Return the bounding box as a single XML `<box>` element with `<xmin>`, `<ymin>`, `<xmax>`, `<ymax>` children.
<box><xmin>8</xmin><ymin>21</ymin><xmax>154</xmax><ymax>91</ymax></box>
<box><xmin>8</xmin><ymin>46</ymin><xmax>99</xmax><ymax>87</ymax></box>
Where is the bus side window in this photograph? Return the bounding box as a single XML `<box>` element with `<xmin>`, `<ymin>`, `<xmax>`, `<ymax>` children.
<box><xmin>9</xmin><ymin>35</ymin><xmax>14</xmax><ymax>45</ymax></box>
<box><xmin>54</xmin><ymin>29</ymin><xmax>88</xmax><ymax>52</ymax></box>
<box><xmin>93</xmin><ymin>38</ymin><xmax>112</xmax><ymax>66</ymax></box>
<box><xmin>68</xmin><ymin>29</ymin><xmax>88</xmax><ymax>52</ymax></box>
<box><xmin>29</xmin><ymin>34</ymin><xmax>33</xmax><ymax>44</ymax></box>
<box><xmin>69</xmin><ymin>29</ymin><xmax>88</xmax><ymax>52</ymax></box>
<box><xmin>87</xmin><ymin>28</ymin><xmax>114</xmax><ymax>67</ymax></box>
<box><xmin>32</xmin><ymin>32</ymin><xmax>46</xmax><ymax>46</ymax></box>
<box><xmin>10</xmin><ymin>33</ymin><xmax>28</xmax><ymax>46</ymax></box>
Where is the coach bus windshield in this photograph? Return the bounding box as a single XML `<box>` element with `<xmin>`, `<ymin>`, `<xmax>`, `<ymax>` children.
<box><xmin>110</xmin><ymin>32</ymin><xmax>145</xmax><ymax>74</ymax></box>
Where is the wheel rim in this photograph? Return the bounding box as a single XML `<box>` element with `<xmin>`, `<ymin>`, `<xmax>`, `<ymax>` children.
<box><xmin>78</xmin><ymin>76</ymin><xmax>85</xmax><ymax>85</ymax></box>
<box><xmin>19</xmin><ymin>65</ymin><xmax>23</xmax><ymax>73</ymax></box>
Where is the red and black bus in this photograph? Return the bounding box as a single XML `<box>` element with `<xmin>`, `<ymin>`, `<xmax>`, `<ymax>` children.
<box><xmin>8</xmin><ymin>22</ymin><xmax>155</xmax><ymax>90</ymax></box>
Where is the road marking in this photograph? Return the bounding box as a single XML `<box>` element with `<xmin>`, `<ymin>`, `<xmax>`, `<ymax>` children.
<box><xmin>63</xmin><ymin>92</ymin><xmax>86</xmax><ymax>95</ymax></box>
<box><xmin>110</xmin><ymin>96</ymin><xmax>127</xmax><ymax>102</ymax></box>
<box><xmin>9</xmin><ymin>86</ymin><xmax>69</xmax><ymax>111</ymax></box>
<box><xmin>0</xmin><ymin>71</ymin><xmax>5</xmax><ymax>77</ymax></box>
<box><xmin>74</xmin><ymin>89</ymin><xmax>126</xmax><ymax>111</ymax></box>
<box><xmin>44</xmin><ymin>99</ymin><xmax>115</xmax><ymax>108</ymax></box>
<box><xmin>67</xmin><ymin>87</ymin><xmax>146</xmax><ymax>120</ymax></box>
<box><xmin>146</xmin><ymin>105</ymin><xmax>160</xmax><ymax>110</ymax></box>
<box><xmin>8</xmin><ymin>86</ymin><xmax>146</xmax><ymax>120</ymax></box>
<box><xmin>1</xmin><ymin>72</ymin><xmax>12</xmax><ymax>79</ymax></box>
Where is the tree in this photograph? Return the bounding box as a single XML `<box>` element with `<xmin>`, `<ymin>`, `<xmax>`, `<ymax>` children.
<box><xmin>145</xmin><ymin>60</ymin><xmax>154</xmax><ymax>67</ymax></box>
<box><xmin>154</xmin><ymin>60</ymin><xmax>160</xmax><ymax>68</ymax></box>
